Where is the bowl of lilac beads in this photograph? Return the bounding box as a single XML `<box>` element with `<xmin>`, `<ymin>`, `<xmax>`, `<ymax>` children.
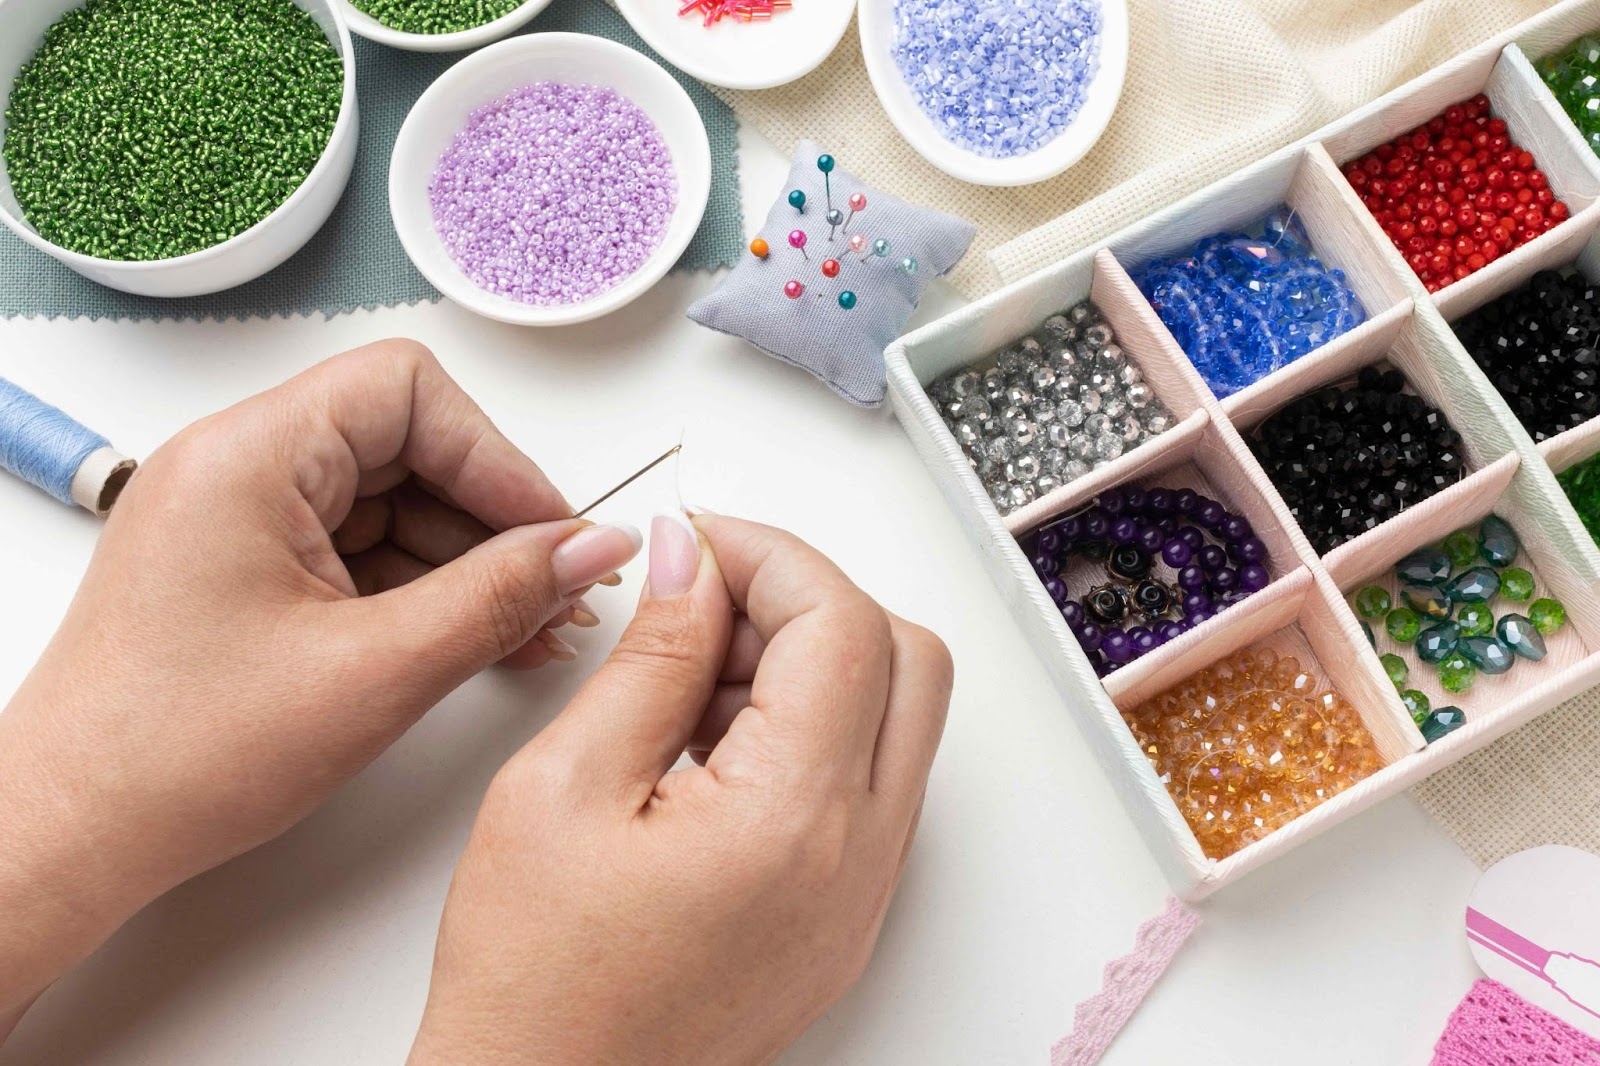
<box><xmin>858</xmin><ymin>0</ymin><xmax>1128</xmax><ymax>186</ymax></box>
<box><xmin>389</xmin><ymin>32</ymin><xmax>711</xmax><ymax>326</ymax></box>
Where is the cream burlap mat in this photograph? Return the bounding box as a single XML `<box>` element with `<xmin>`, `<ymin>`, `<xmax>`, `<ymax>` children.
<box><xmin>711</xmin><ymin>0</ymin><xmax>1551</xmax><ymax>298</ymax></box>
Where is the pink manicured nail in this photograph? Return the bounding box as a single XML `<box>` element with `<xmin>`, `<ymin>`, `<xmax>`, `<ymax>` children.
<box><xmin>552</xmin><ymin>523</ymin><xmax>642</xmax><ymax>596</ymax></box>
<box><xmin>537</xmin><ymin>629</ymin><xmax>578</xmax><ymax>661</ymax></box>
<box><xmin>649</xmin><ymin>511</ymin><xmax>700</xmax><ymax>599</ymax></box>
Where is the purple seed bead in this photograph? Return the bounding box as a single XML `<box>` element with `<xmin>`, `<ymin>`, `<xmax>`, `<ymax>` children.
<box><xmin>1175</xmin><ymin>489</ymin><xmax>1199</xmax><ymax>513</ymax></box>
<box><xmin>1182</xmin><ymin>590</ymin><xmax>1211</xmax><ymax>615</ymax></box>
<box><xmin>1033</xmin><ymin>553</ymin><xmax>1059</xmax><ymax>576</ymax></box>
<box><xmin>1061</xmin><ymin>600</ymin><xmax>1084</xmax><ymax>628</ymax></box>
<box><xmin>1148</xmin><ymin>488</ymin><xmax>1175</xmax><ymax>515</ymax></box>
<box><xmin>1130</xmin><ymin>627</ymin><xmax>1159</xmax><ymax>654</ymax></box>
<box><xmin>1179</xmin><ymin>526</ymin><xmax>1205</xmax><ymax>550</ymax></box>
<box><xmin>1045</xmin><ymin>577</ymin><xmax>1068</xmax><ymax>604</ymax></box>
<box><xmin>1102</xmin><ymin>629</ymin><xmax>1136</xmax><ymax>663</ymax></box>
<box><xmin>1138</xmin><ymin>524</ymin><xmax>1166</xmax><ymax>553</ymax></box>
<box><xmin>1239</xmin><ymin>563</ymin><xmax>1270</xmax><ymax>592</ymax></box>
<box><xmin>1196</xmin><ymin>500</ymin><xmax>1226</xmax><ymax>530</ymax></box>
<box><xmin>1177</xmin><ymin>564</ymin><xmax>1207</xmax><ymax>591</ymax></box>
<box><xmin>1221</xmin><ymin>515</ymin><xmax>1253</xmax><ymax>543</ymax></box>
<box><xmin>1235</xmin><ymin>537</ymin><xmax>1267</xmax><ymax>564</ymax></box>
<box><xmin>1161</xmin><ymin>538</ymin><xmax>1193</xmax><ymax>568</ymax></box>
<box><xmin>1211</xmin><ymin>566</ymin><xmax>1239</xmax><ymax>593</ymax></box>
<box><xmin>1038</xmin><ymin>530</ymin><xmax>1061</xmax><ymax>554</ymax></box>
<box><xmin>1077</xmin><ymin>622</ymin><xmax>1103</xmax><ymax>652</ymax></box>
<box><xmin>1083</xmin><ymin>507</ymin><xmax>1110</xmax><ymax>538</ymax></box>
<box><xmin>1124</xmin><ymin>487</ymin><xmax>1149</xmax><ymax>513</ymax></box>
<box><xmin>1110</xmin><ymin>516</ymin><xmax>1139</xmax><ymax>544</ymax></box>
<box><xmin>430</xmin><ymin>83</ymin><xmax>676</xmax><ymax>307</ymax></box>
<box><xmin>1198</xmin><ymin>544</ymin><xmax>1228</xmax><ymax>572</ymax></box>
<box><xmin>1099</xmin><ymin>488</ymin><xmax>1126</xmax><ymax>515</ymax></box>
<box><xmin>1157</xmin><ymin>620</ymin><xmax>1186</xmax><ymax>642</ymax></box>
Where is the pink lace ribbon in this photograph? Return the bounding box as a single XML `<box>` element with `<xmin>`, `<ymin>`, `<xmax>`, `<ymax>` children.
<box><xmin>1051</xmin><ymin>896</ymin><xmax>1202</xmax><ymax>1066</ymax></box>
<box><xmin>1433</xmin><ymin>979</ymin><xmax>1600</xmax><ymax>1065</ymax></box>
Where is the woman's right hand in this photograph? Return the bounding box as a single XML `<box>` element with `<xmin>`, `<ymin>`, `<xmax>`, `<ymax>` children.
<box><xmin>409</xmin><ymin>513</ymin><xmax>954</xmax><ymax>1066</ymax></box>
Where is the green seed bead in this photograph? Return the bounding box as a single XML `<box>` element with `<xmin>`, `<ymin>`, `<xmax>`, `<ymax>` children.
<box><xmin>1440</xmin><ymin>530</ymin><xmax>1479</xmax><ymax>570</ymax></box>
<box><xmin>1354</xmin><ymin>586</ymin><xmax>1391</xmax><ymax>620</ymax></box>
<box><xmin>1386</xmin><ymin>607</ymin><xmax>1422</xmax><ymax>643</ymax></box>
<box><xmin>1400</xmin><ymin>688</ymin><xmax>1431</xmax><ymax>723</ymax></box>
<box><xmin>1499</xmin><ymin>567</ymin><xmax>1535</xmax><ymax>603</ymax></box>
<box><xmin>1529</xmin><ymin>597</ymin><xmax>1568</xmax><ymax>636</ymax></box>
<box><xmin>1380</xmin><ymin>652</ymin><xmax>1408</xmax><ymax>688</ymax></box>
<box><xmin>350</xmin><ymin>0</ymin><xmax>522</xmax><ymax>33</ymax></box>
<box><xmin>1456</xmin><ymin>603</ymin><xmax>1494</xmax><ymax>638</ymax></box>
<box><xmin>1438</xmin><ymin>653</ymin><xmax>1477</xmax><ymax>695</ymax></box>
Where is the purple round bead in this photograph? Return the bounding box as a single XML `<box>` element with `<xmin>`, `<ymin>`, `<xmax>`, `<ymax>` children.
<box><xmin>1181</xmin><ymin>590</ymin><xmax>1211</xmax><ymax>615</ymax></box>
<box><xmin>1102</xmin><ymin>629</ymin><xmax>1136</xmax><ymax>663</ymax></box>
<box><xmin>1130</xmin><ymin>627</ymin><xmax>1159</xmax><ymax>654</ymax></box>
<box><xmin>1138</xmin><ymin>525</ymin><xmax>1166</xmax><ymax>553</ymax></box>
<box><xmin>1124</xmin><ymin>487</ymin><xmax>1149</xmax><ymax>513</ymax></box>
<box><xmin>1221</xmin><ymin>515</ymin><xmax>1253</xmax><ymax>543</ymax></box>
<box><xmin>1034</xmin><ymin>553</ymin><xmax>1059</xmax><ymax>576</ymax></box>
<box><xmin>1045</xmin><ymin>577</ymin><xmax>1068</xmax><ymax>604</ymax></box>
<box><xmin>1038</xmin><ymin>530</ymin><xmax>1061</xmax><ymax>554</ymax></box>
<box><xmin>1161</xmin><ymin>538</ymin><xmax>1193</xmax><ymax>568</ymax></box>
<box><xmin>1061</xmin><ymin>600</ymin><xmax>1085</xmax><ymax>628</ymax></box>
<box><xmin>1179</xmin><ymin>525</ymin><xmax>1205</xmax><ymax>550</ymax></box>
<box><xmin>1234</xmin><ymin>536</ymin><xmax>1267</xmax><ymax>564</ymax></box>
<box><xmin>1099</xmin><ymin>488</ymin><xmax>1126</xmax><ymax>515</ymax></box>
<box><xmin>1157</xmin><ymin>620</ymin><xmax>1186</xmax><ymax>643</ymax></box>
<box><xmin>1148</xmin><ymin>488</ymin><xmax>1175</xmax><ymax>514</ymax></box>
<box><xmin>1211</xmin><ymin>566</ymin><xmax>1239</xmax><ymax>593</ymax></box>
<box><xmin>1177</xmin><ymin>564</ymin><xmax>1207</xmax><ymax>591</ymax></box>
<box><xmin>1239</xmin><ymin>563</ymin><xmax>1270</xmax><ymax>593</ymax></box>
<box><xmin>1083</xmin><ymin>508</ymin><xmax>1110</xmax><ymax>538</ymax></box>
<box><xmin>1077</xmin><ymin>622</ymin><xmax>1103</xmax><ymax>652</ymax></box>
<box><xmin>1175</xmin><ymin>489</ymin><xmax>1199</xmax><ymax>513</ymax></box>
<box><xmin>1057</xmin><ymin>517</ymin><xmax>1083</xmax><ymax>540</ymax></box>
<box><xmin>1198</xmin><ymin>544</ymin><xmax>1228</xmax><ymax>572</ymax></box>
<box><xmin>1196</xmin><ymin>500</ymin><xmax>1226</xmax><ymax>530</ymax></box>
<box><xmin>1109</xmin><ymin>516</ymin><xmax>1139</xmax><ymax>544</ymax></box>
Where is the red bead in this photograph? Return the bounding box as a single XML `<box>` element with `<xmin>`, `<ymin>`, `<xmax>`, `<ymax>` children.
<box><xmin>1551</xmin><ymin>201</ymin><xmax>1570</xmax><ymax>222</ymax></box>
<box><xmin>1528</xmin><ymin>170</ymin><xmax>1548</xmax><ymax>190</ymax></box>
<box><xmin>821</xmin><ymin>257</ymin><xmax>840</xmax><ymax>278</ymax></box>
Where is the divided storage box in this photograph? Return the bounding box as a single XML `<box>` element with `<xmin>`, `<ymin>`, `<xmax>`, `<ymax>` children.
<box><xmin>886</xmin><ymin>0</ymin><xmax>1600</xmax><ymax>899</ymax></box>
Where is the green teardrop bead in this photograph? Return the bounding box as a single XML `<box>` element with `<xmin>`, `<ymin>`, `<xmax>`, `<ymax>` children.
<box><xmin>1497</xmin><ymin>614</ymin><xmax>1548</xmax><ymax>661</ymax></box>
<box><xmin>1416</xmin><ymin>621</ymin><xmax>1460</xmax><ymax>663</ymax></box>
<box><xmin>1478</xmin><ymin>515</ymin><xmax>1521</xmax><ymax>567</ymax></box>
<box><xmin>1396</xmin><ymin>549</ymin><xmax>1452</xmax><ymax>587</ymax></box>
<box><xmin>1420</xmin><ymin>706</ymin><xmax>1467</xmax><ymax>743</ymax></box>
<box><xmin>1460</xmin><ymin>636</ymin><xmax>1514</xmax><ymax>675</ymax></box>
<box><xmin>1445</xmin><ymin>566</ymin><xmax>1500</xmax><ymax>604</ymax></box>
<box><xmin>1400</xmin><ymin>587</ymin><xmax>1453</xmax><ymax>620</ymax></box>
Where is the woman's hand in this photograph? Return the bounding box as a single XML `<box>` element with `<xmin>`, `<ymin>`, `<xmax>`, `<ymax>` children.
<box><xmin>0</xmin><ymin>340</ymin><xmax>641</xmax><ymax>1022</ymax></box>
<box><xmin>409</xmin><ymin>514</ymin><xmax>953</xmax><ymax>1066</ymax></box>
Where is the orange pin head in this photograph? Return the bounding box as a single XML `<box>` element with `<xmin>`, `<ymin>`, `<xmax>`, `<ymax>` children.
<box><xmin>750</xmin><ymin>237</ymin><xmax>770</xmax><ymax>259</ymax></box>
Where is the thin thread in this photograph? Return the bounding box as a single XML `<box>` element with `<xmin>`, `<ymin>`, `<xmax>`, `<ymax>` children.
<box><xmin>1050</xmin><ymin>896</ymin><xmax>1202</xmax><ymax>1066</ymax></box>
<box><xmin>0</xmin><ymin>378</ymin><xmax>109</xmax><ymax>505</ymax></box>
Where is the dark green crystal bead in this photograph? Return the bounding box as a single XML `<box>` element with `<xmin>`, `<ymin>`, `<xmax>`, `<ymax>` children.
<box><xmin>1387</xmin><ymin>607</ymin><xmax>1422</xmax><ymax>642</ymax></box>
<box><xmin>1460</xmin><ymin>635</ymin><xmax>1514</xmax><ymax>675</ymax></box>
<box><xmin>1498</xmin><ymin>614</ymin><xmax>1548</xmax><ymax>661</ymax></box>
<box><xmin>1441</xmin><ymin>530</ymin><xmax>1479</xmax><ymax>569</ymax></box>
<box><xmin>1353</xmin><ymin>586</ymin><xmax>1391</xmax><ymax>620</ymax></box>
<box><xmin>1456</xmin><ymin>603</ymin><xmax>1494</xmax><ymax>638</ymax></box>
<box><xmin>1416</xmin><ymin>620</ymin><xmax>1460</xmax><ymax>663</ymax></box>
<box><xmin>1401</xmin><ymin>587</ymin><xmax>1453</xmax><ymax>621</ymax></box>
<box><xmin>1380</xmin><ymin>652</ymin><xmax>1408</xmax><ymax>688</ymax></box>
<box><xmin>1478</xmin><ymin>515</ymin><xmax>1520</xmax><ymax>567</ymax></box>
<box><xmin>1438</xmin><ymin>654</ymin><xmax>1477</xmax><ymax>694</ymax></box>
<box><xmin>1400</xmin><ymin>688</ymin><xmax>1431</xmax><ymax>722</ymax></box>
<box><xmin>1420</xmin><ymin>706</ymin><xmax>1467</xmax><ymax>743</ymax></box>
<box><xmin>1445</xmin><ymin>566</ymin><xmax>1500</xmax><ymax>604</ymax></box>
<box><xmin>1529</xmin><ymin>597</ymin><xmax>1567</xmax><ymax>636</ymax></box>
<box><xmin>1360</xmin><ymin>619</ymin><xmax>1375</xmax><ymax>648</ymax></box>
<box><xmin>1499</xmin><ymin>567</ymin><xmax>1535</xmax><ymax>603</ymax></box>
<box><xmin>1396</xmin><ymin>548</ymin><xmax>1452</xmax><ymax>587</ymax></box>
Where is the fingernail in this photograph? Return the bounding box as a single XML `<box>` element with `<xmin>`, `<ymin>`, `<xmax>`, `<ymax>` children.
<box><xmin>537</xmin><ymin>629</ymin><xmax>578</xmax><ymax>661</ymax></box>
<box><xmin>552</xmin><ymin>523</ymin><xmax>642</xmax><ymax>596</ymax></box>
<box><xmin>649</xmin><ymin>511</ymin><xmax>700</xmax><ymax>599</ymax></box>
<box><xmin>568</xmin><ymin>597</ymin><xmax>601</xmax><ymax>628</ymax></box>
<box><xmin>598</xmin><ymin>572</ymin><xmax>623</xmax><ymax>587</ymax></box>
<box><xmin>684</xmin><ymin>502</ymin><xmax>718</xmax><ymax>516</ymax></box>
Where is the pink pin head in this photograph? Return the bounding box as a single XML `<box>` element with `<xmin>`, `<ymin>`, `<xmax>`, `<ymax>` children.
<box><xmin>848</xmin><ymin>192</ymin><xmax>867</xmax><ymax>212</ymax></box>
<box><xmin>848</xmin><ymin>233</ymin><xmax>867</xmax><ymax>253</ymax></box>
<box><xmin>784</xmin><ymin>279</ymin><xmax>804</xmax><ymax>299</ymax></box>
<box><xmin>787</xmin><ymin>229</ymin><xmax>807</xmax><ymax>249</ymax></box>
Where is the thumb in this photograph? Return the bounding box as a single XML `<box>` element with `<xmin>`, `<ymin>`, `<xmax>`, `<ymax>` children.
<box><xmin>365</xmin><ymin>520</ymin><xmax>643</xmax><ymax>691</ymax></box>
<box><xmin>540</xmin><ymin>511</ymin><xmax>734</xmax><ymax>808</ymax></box>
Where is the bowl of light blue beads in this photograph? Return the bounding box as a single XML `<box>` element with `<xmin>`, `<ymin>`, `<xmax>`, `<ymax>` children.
<box><xmin>858</xmin><ymin>0</ymin><xmax>1127</xmax><ymax>187</ymax></box>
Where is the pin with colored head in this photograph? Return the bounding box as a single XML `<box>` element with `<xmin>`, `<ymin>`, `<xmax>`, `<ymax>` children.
<box><xmin>825</xmin><ymin>208</ymin><xmax>843</xmax><ymax>241</ymax></box>
<box><xmin>784</xmin><ymin>279</ymin><xmax>804</xmax><ymax>299</ymax></box>
<box><xmin>861</xmin><ymin>237</ymin><xmax>890</xmax><ymax>262</ymax></box>
<box><xmin>900</xmin><ymin>256</ymin><xmax>917</xmax><ymax>276</ymax></box>
<box><xmin>838</xmin><ymin>290</ymin><xmax>857</xmax><ymax>310</ymax></box>
<box><xmin>821</xmin><ymin>257</ymin><xmax>840</xmax><ymax>278</ymax></box>
<box><xmin>844</xmin><ymin>192</ymin><xmax>865</xmax><ymax>232</ymax></box>
<box><xmin>817</xmin><ymin>154</ymin><xmax>835</xmax><ymax>210</ymax></box>
<box><xmin>848</xmin><ymin>233</ymin><xmax>867</xmax><ymax>254</ymax></box>
<box><xmin>749</xmin><ymin>237</ymin><xmax>769</xmax><ymax>259</ymax></box>
<box><xmin>788</xmin><ymin>189</ymin><xmax>806</xmax><ymax>213</ymax></box>
<box><xmin>788</xmin><ymin>229</ymin><xmax>808</xmax><ymax>260</ymax></box>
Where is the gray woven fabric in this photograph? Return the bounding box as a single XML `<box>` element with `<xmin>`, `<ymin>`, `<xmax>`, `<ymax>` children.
<box><xmin>0</xmin><ymin>0</ymin><xmax>742</xmax><ymax>322</ymax></box>
<box><xmin>687</xmin><ymin>141</ymin><xmax>974</xmax><ymax>407</ymax></box>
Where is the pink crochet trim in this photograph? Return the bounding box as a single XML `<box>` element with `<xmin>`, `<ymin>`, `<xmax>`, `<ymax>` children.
<box><xmin>1433</xmin><ymin>979</ymin><xmax>1600</xmax><ymax>1065</ymax></box>
<box><xmin>1051</xmin><ymin>896</ymin><xmax>1202</xmax><ymax>1066</ymax></box>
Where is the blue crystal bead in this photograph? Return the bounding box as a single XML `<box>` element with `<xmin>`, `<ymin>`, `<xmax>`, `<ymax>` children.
<box><xmin>1396</xmin><ymin>549</ymin><xmax>1452</xmax><ymax>587</ymax></box>
<box><xmin>1416</xmin><ymin>621</ymin><xmax>1460</xmax><ymax>664</ymax></box>
<box><xmin>1400</xmin><ymin>587</ymin><xmax>1452</xmax><ymax>620</ymax></box>
<box><xmin>1445</xmin><ymin>566</ymin><xmax>1501</xmax><ymax>604</ymax></box>
<box><xmin>1459</xmin><ymin>636</ymin><xmax>1514</xmax><ymax>675</ymax></box>
<box><xmin>1420</xmin><ymin>706</ymin><xmax>1467</xmax><ymax>743</ymax></box>
<box><xmin>1497</xmin><ymin>614</ymin><xmax>1548</xmax><ymax>661</ymax></box>
<box><xmin>1478</xmin><ymin>515</ymin><xmax>1520</xmax><ymax>567</ymax></box>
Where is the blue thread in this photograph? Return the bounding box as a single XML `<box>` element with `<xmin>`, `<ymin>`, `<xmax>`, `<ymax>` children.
<box><xmin>0</xmin><ymin>378</ymin><xmax>110</xmax><ymax>505</ymax></box>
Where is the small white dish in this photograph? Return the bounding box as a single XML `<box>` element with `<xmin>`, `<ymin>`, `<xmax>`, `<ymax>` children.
<box><xmin>333</xmin><ymin>0</ymin><xmax>552</xmax><ymax>53</ymax></box>
<box><xmin>857</xmin><ymin>0</ymin><xmax>1128</xmax><ymax>187</ymax></box>
<box><xmin>389</xmin><ymin>32</ymin><xmax>711</xmax><ymax>327</ymax></box>
<box><xmin>614</xmin><ymin>0</ymin><xmax>856</xmax><ymax>91</ymax></box>
<box><xmin>0</xmin><ymin>0</ymin><xmax>358</xmax><ymax>298</ymax></box>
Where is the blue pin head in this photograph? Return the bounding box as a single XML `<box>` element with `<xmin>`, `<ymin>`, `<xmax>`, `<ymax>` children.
<box><xmin>817</xmin><ymin>154</ymin><xmax>835</xmax><ymax>174</ymax></box>
<box><xmin>787</xmin><ymin>189</ymin><xmax>806</xmax><ymax>211</ymax></box>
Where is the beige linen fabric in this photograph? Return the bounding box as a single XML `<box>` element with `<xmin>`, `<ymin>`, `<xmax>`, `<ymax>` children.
<box><xmin>711</xmin><ymin>0</ymin><xmax>1553</xmax><ymax>298</ymax></box>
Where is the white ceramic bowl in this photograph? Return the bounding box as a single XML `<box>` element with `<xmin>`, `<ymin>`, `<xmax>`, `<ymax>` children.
<box><xmin>614</xmin><ymin>0</ymin><xmax>856</xmax><ymax>91</ymax></box>
<box><xmin>857</xmin><ymin>0</ymin><xmax>1128</xmax><ymax>187</ymax></box>
<box><xmin>334</xmin><ymin>0</ymin><xmax>552</xmax><ymax>53</ymax></box>
<box><xmin>0</xmin><ymin>0</ymin><xmax>358</xmax><ymax>298</ymax></box>
<box><xmin>390</xmin><ymin>32</ymin><xmax>711</xmax><ymax>327</ymax></box>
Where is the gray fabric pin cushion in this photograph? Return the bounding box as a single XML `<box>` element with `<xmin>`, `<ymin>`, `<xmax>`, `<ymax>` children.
<box><xmin>688</xmin><ymin>141</ymin><xmax>976</xmax><ymax>407</ymax></box>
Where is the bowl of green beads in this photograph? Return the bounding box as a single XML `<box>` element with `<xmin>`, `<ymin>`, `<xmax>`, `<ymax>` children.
<box><xmin>0</xmin><ymin>0</ymin><xmax>358</xmax><ymax>298</ymax></box>
<box><xmin>335</xmin><ymin>0</ymin><xmax>555</xmax><ymax>52</ymax></box>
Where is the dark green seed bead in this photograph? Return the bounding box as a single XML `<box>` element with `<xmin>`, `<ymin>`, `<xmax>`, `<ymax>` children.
<box><xmin>350</xmin><ymin>0</ymin><xmax>523</xmax><ymax>34</ymax></box>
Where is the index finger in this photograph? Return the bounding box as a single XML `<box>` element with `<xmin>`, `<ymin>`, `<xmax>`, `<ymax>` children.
<box><xmin>693</xmin><ymin>515</ymin><xmax>892</xmax><ymax>791</ymax></box>
<box><xmin>255</xmin><ymin>339</ymin><xmax>569</xmax><ymax>532</ymax></box>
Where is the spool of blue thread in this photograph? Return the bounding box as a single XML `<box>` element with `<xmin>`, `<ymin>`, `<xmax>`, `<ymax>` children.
<box><xmin>0</xmin><ymin>378</ymin><xmax>135</xmax><ymax>516</ymax></box>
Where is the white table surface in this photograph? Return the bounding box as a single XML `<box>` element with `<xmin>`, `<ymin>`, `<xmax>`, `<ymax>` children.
<box><xmin>0</xmin><ymin>128</ymin><xmax>1485</xmax><ymax>1065</ymax></box>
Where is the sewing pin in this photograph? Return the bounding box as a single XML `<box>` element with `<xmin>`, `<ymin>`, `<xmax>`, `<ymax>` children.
<box><xmin>784</xmin><ymin>279</ymin><xmax>805</xmax><ymax>298</ymax></box>
<box><xmin>838</xmin><ymin>290</ymin><xmax>857</xmax><ymax>310</ymax></box>
<box><xmin>788</xmin><ymin>189</ymin><xmax>806</xmax><ymax>213</ymax></box>
<box><xmin>749</xmin><ymin>237</ymin><xmax>769</xmax><ymax>259</ymax></box>
<box><xmin>860</xmin><ymin>237</ymin><xmax>890</xmax><ymax>263</ymax></box>
<box><xmin>848</xmin><ymin>233</ymin><xmax>867</xmax><ymax>255</ymax></box>
<box><xmin>821</xmin><ymin>257</ymin><xmax>840</xmax><ymax>278</ymax></box>
<box><xmin>788</xmin><ymin>229</ymin><xmax>809</xmax><ymax>260</ymax></box>
<box><xmin>825</xmin><ymin>208</ymin><xmax>843</xmax><ymax>241</ymax></box>
<box><xmin>817</xmin><ymin>154</ymin><xmax>835</xmax><ymax>212</ymax></box>
<box><xmin>574</xmin><ymin>444</ymin><xmax>682</xmax><ymax>518</ymax></box>
<box><xmin>844</xmin><ymin>192</ymin><xmax>866</xmax><ymax>232</ymax></box>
